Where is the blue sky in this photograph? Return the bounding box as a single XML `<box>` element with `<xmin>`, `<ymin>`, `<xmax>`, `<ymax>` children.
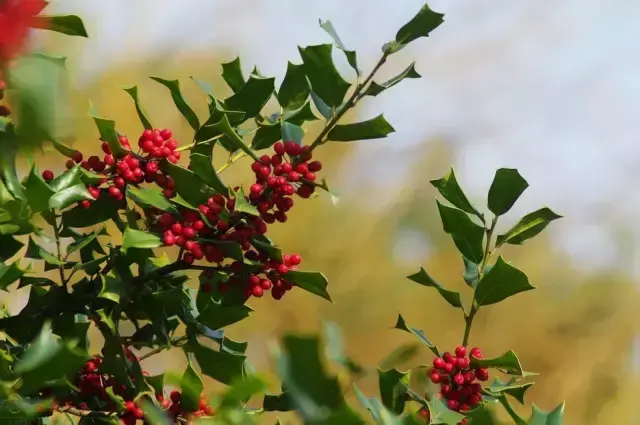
<box><xmin>43</xmin><ymin>0</ymin><xmax>640</xmax><ymax>275</ymax></box>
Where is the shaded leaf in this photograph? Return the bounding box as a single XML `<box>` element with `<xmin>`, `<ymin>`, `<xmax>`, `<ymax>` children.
<box><xmin>123</xmin><ymin>86</ymin><xmax>153</xmax><ymax>130</ymax></box>
<box><xmin>327</xmin><ymin>114</ymin><xmax>395</xmax><ymax>141</ymax></box>
<box><xmin>384</xmin><ymin>5</ymin><xmax>444</xmax><ymax>54</ymax></box>
<box><xmin>474</xmin><ymin>256</ymin><xmax>535</xmax><ymax>306</ymax></box>
<box><xmin>278</xmin><ymin>62</ymin><xmax>310</xmax><ymax>110</ymax></box>
<box><xmin>282</xmin><ymin>121</ymin><xmax>304</xmax><ymax>144</ymax></box>
<box><xmin>180</xmin><ymin>358</ymin><xmax>204</xmax><ymax>411</ymax></box>
<box><xmin>378</xmin><ymin>368</ymin><xmax>409</xmax><ymax>415</ymax></box>
<box><xmin>221</xmin><ymin>57</ymin><xmax>246</xmax><ymax>92</ymax></box>
<box><xmin>161</xmin><ymin>161</ymin><xmax>215</xmax><ymax>206</ymax></box>
<box><xmin>310</xmin><ymin>91</ymin><xmax>332</xmax><ymax>119</ymax></box>
<box><xmin>436</xmin><ymin>201</ymin><xmax>484</xmax><ymax>263</ymax></box>
<box><xmin>24</xmin><ymin>165</ymin><xmax>55</xmax><ymax>213</ymax></box>
<box><xmin>299</xmin><ymin>44</ymin><xmax>351</xmax><ymax>108</ymax></box>
<box><xmin>127</xmin><ymin>186</ymin><xmax>178</xmax><ymax>214</ymax></box>
<box><xmin>252</xmin><ymin>121</ymin><xmax>282</xmax><ymax>150</ymax></box>
<box><xmin>284</xmin><ymin>271</ymin><xmax>331</xmax><ymax>302</ymax></box>
<box><xmin>198</xmin><ymin>302</ymin><xmax>252</xmax><ymax>330</ymax></box>
<box><xmin>430</xmin><ymin>168</ymin><xmax>480</xmax><ymax>217</ymax></box>
<box><xmin>150</xmin><ymin>77</ymin><xmax>200</xmax><ymax>130</ymax></box>
<box><xmin>319</xmin><ymin>20</ymin><xmax>359</xmax><ymax>75</ymax></box>
<box><xmin>365</xmin><ymin>63</ymin><xmax>421</xmax><ymax>97</ymax></box>
<box><xmin>32</xmin><ymin>15</ymin><xmax>88</xmax><ymax>37</ymax></box>
<box><xmin>90</xmin><ymin>103</ymin><xmax>128</xmax><ymax>158</ymax></box>
<box><xmin>407</xmin><ymin>267</ymin><xmax>462</xmax><ymax>308</ymax></box>
<box><xmin>208</xmin><ymin>115</ymin><xmax>260</xmax><ymax>161</ymax></box>
<box><xmin>224</xmin><ymin>74</ymin><xmax>275</xmax><ymax>120</ymax></box>
<box><xmin>393</xmin><ymin>314</ymin><xmax>439</xmax><ymax>357</ymax></box>
<box><xmin>189</xmin><ymin>342</ymin><xmax>246</xmax><ymax>385</ymax></box>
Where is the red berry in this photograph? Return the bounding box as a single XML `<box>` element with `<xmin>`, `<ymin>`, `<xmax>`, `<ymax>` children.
<box><xmin>198</xmin><ymin>398</ymin><xmax>208</xmax><ymax>410</ymax></box>
<box><xmin>469</xmin><ymin>394</ymin><xmax>482</xmax><ymax>406</ymax></box>
<box><xmin>72</xmin><ymin>151</ymin><xmax>83</xmax><ymax>163</ymax></box>
<box><xmin>183</xmin><ymin>253</ymin><xmax>194</xmax><ymax>265</ymax></box>
<box><xmin>42</xmin><ymin>170</ymin><xmax>54</xmax><ymax>181</ymax></box>
<box><xmin>430</xmin><ymin>371</ymin><xmax>441</xmax><ymax>384</ymax></box>
<box><xmin>251</xmin><ymin>286</ymin><xmax>263</xmax><ymax>297</ymax></box>
<box><xmin>447</xmin><ymin>400</ymin><xmax>460</xmax><ymax>411</ymax></box>
<box><xmin>274</xmin><ymin>141</ymin><xmax>285</xmax><ymax>155</ymax></box>
<box><xmin>475</xmin><ymin>368</ymin><xmax>489</xmax><ymax>381</ymax></box>
<box><xmin>469</xmin><ymin>347</ymin><xmax>483</xmax><ymax>359</ymax></box>
<box><xmin>124</xmin><ymin>401</ymin><xmax>136</xmax><ymax>412</ymax></box>
<box><xmin>183</xmin><ymin>227</ymin><xmax>196</xmax><ymax>239</ymax></box>
<box><xmin>163</xmin><ymin>233</ymin><xmax>175</xmax><ymax>246</ymax></box>
<box><xmin>250</xmin><ymin>183</ymin><xmax>263</xmax><ymax>194</ymax></box>
<box><xmin>453</xmin><ymin>373</ymin><xmax>465</xmax><ymax>386</ymax></box>
<box><xmin>160</xmin><ymin>129</ymin><xmax>173</xmax><ymax>140</ymax></box>
<box><xmin>171</xmin><ymin>223</ymin><xmax>183</xmax><ymax>235</ymax></box>
<box><xmin>455</xmin><ymin>346</ymin><xmax>467</xmax><ymax>358</ymax></box>
<box><xmin>289</xmin><ymin>254</ymin><xmax>301</xmax><ymax>265</ymax></box>
<box><xmin>444</xmin><ymin>363</ymin><xmax>454</xmax><ymax>373</ymax></box>
<box><xmin>433</xmin><ymin>357</ymin><xmax>446</xmax><ymax>369</ymax></box>
<box><xmin>108</xmin><ymin>187</ymin><xmax>121</xmax><ymax>198</ymax></box>
<box><xmin>308</xmin><ymin>161</ymin><xmax>322</xmax><ymax>172</ymax></box>
<box><xmin>65</xmin><ymin>159</ymin><xmax>74</xmax><ymax>169</ymax></box>
<box><xmin>192</xmin><ymin>220</ymin><xmax>205</xmax><ymax>231</ymax></box>
<box><xmin>443</xmin><ymin>352</ymin><xmax>455</xmax><ymax>363</ymax></box>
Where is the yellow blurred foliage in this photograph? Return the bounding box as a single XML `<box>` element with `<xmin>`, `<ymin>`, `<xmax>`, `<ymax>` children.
<box><xmin>16</xmin><ymin>47</ymin><xmax>639</xmax><ymax>425</ymax></box>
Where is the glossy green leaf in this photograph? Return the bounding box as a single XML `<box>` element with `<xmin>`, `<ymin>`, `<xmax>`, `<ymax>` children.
<box><xmin>407</xmin><ymin>267</ymin><xmax>462</xmax><ymax>308</ymax></box>
<box><xmin>436</xmin><ymin>200</ymin><xmax>484</xmax><ymax>263</ymax></box>
<box><xmin>24</xmin><ymin>165</ymin><xmax>55</xmax><ymax>213</ymax></box>
<box><xmin>99</xmin><ymin>275</ymin><xmax>126</xmax><ymax>304</ymax></box>
<box><xmin>278</xmin><ymin>62</ymin><xmax>310</xmax><ymax>110</ymax></box>
<box><xmin>0</xmin><ymin>262</ymin><xmax>27</xmax><ymax>290</ymax></box>
<box><xmin>426</xmin><ymin>398</ymin><xmax>466</xmax><ymax>425</ymax></box>
<box><xmin>126</xmin><ymin>186</ymin><xmax>178</xmax><ymax>214</ymax></box>
<box><xmin>198</xmin><ymin>302</ymin><xmax>252</xmax><ymax>330</ymax></box>
<box><xmin>365</xmin><ymin>63</ymin><xmax>421</xmax><ymax>97</ymax></box>
<box><xmin>48</xmin><ymin>183</ymin><xmax>93</xmax><ymax>210</ymax></box>
<box><xmin>430</xmin><ymin>168</ymin><xmax>481</xmax><ymax>217</ymax></box>
<box><xmin>393</xmin><ymin>314</ymin><xmax>439</xmax><ymax>357</ymax></box>
<box><xmin>299</xmin><ymin>44</ymin><xmax>351</xmax><ymax>108</ymax></box>
<box><xmin>284</xmin><ymin>270</ymin><xmax>331</xmax><ymax>302</ymax></box>
<box><xmin>51</xmin><ymin>139</ymin><xmax>76</xmax><ymax>158</ymax></box>
<box><xmin>282</xmin><ymin>121</ymin><xmax>304</xmax><ymax>144</ymax></box>
<box><xmin>221</xmin><ymin>57</ymin><xmax>246</xmax><ymax>92</ymax></box>
<box><xmin>496</xmin><ymin>208</ymin><xmax>562</xmax><ymax>247</ymax></box>
<box><xmin>471</xmin><ymin>350</ymin><xmax>525</xmax><ymax>376</ymax></box>
<box><xmin>49</xmin><ymin>164</ymin><xmax>82</xmax><ymax>193</ymax></box>
<box><xmin>62</xmin><ymin>194</ymin><xmax>118</xmax><ymax>228</ymax></box>
<box><xmin>208</xmin><ymin>115</ymin><xmax>260</xmax><ymax>161</ymax></box>
<box><xmin>464</xmin><ymin>404</ymin><xmax>499</xmax><ymax>425</ymax></box>
<box><xmin>180</xmin><ymin>359</ymin><xmax>204</xmax><ymax>411</ymax></box>
<box><xmin>263</xmin><ymin>392</ymin><xmax>294</xmax><ymax>412</ymax></box>
<box><xmin>67</xmin><ymin>227</ymin><xmax>103</xmax><ymax>256</ymax></box>
<box><xmin>378</xmin><ymin>368</ymin><xmax>409</xmax><ymax>415</ymax></box>
<box><xmin>232</xmin><ymin>188</ymin><xmax>259</xmax><ymax>216</ymax></box>
<box><xmin>252</xmin><ymin>121</ymin><xmax>282</xmax><ymax>150</ymax></box>
<box><xmin>150</xmin><ymin>77</ymin><xmax>200</xmax><ymax>130</ymax></box>
<box><xmin>123</xmin><ymin>86</ymin><xmax>153</xmax><ymax>130</ymax></box>
<box><xmin>311</xmin><ymin>91</ymin><xmax>333</xmax><ymax>119</ymax></box>
<box><xmin>190</xmin><ymin>153</ymin><xmax>229</xmax><ymax>196</ymax></box>
<box><xmin>224</xmin><ymin>74</ymin><xmax>275</xmax><ymax>119</ymax></box>
<box><xmin>486</xmin><ymin>378</ymin><xmax>534</xmax><ymax>404</ymax></box>
<box><xmin>474</xmin><ymin>256</ymin><xmax>535</xmax><ymax>306</ymax></box>
<box><xmin>0</xmin><ymin>145</ymin><xmax>25</xmax><ymax>201</ymax></box>
<box><xmin>122</xmin><ymin>228</ymin><xmax>162</xmax><ymax>252</ymax></box>
<box><xmin>319</xmin><ymin>20</ymin><xmax>359</xmax><ymax>75</ymax></box>
<box><xmin>89</xmin><ymin>103</ymin><xmax>128</xmax><ymax>158</ymax></box>
<box><xmin>327</xmin><ymin>114</ymin><xmax>394</xmax><ymax>141</ymax></box>
<box><xmin>487</xmin><ymin>169</ymin><xmax>529</xmax><ymax>216</ymax></box>
<box><xmin>384</xmin><ymin>5</ymin><xmax>444</xmax><ymax>54</ymax></box>
<box><xmin>189</xmin><ymin>342</ymin><xmax>246</xmax><ymax>385</ymax></box>
<box><xmin>528</xmin><ymin>403</ymin><xmax>565</xmax><ymax>425</ymax></box>
<box><xmin>161</xmin><ymin>160</ymin><xmax>215</xmax><ymax>206</ymax></box>
<box><xmin>283</xmin><ymin>101</ymin><xmax>319</xmax><ymax>126</ymax></box>
<box><xmin>32</xmin><ymin>15</ymin><xmax>88</xmax><ymax>37</ymax></box>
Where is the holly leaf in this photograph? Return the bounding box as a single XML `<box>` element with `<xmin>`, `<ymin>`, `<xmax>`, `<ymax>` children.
<box><xmin>221</xmin><ymin>57</ymin><xmax>246</xmax><ymax>92</ymax></box>
<box><xmin>278</xmin><ymin>62</ymin><xmax>310</xmax><ymax>110</ymax></box>
<box><xmin>32</xmin><ymin>15</ymin><xmax>88</xmax><ymax>37</ymax></box>
<box><xmin>139</xmin><ymin>399</ymin><xmax>172</xmax><ymax>425</ymax></box>
<box><xmin>407</xmin><ymin>267</ymin><xmax>462</xmax><ymax>308</ymax></box>
<box><xmin>127</xmin><ymin>186</ymin><xmax>178</xmax><ymax>214</ymax></box>
<box><xmin>365</xmin><ymin>63</ymin><xmax>421</xmax><ymax>97</ymax></box>
<box><xmin>188</xmin><ymin>342</ymin><xmax>246</xmax><ymax>385</ymax></box>
<box><xmin>310</xmin><ymin>91</ymin><xmax>333</xmax><ymax>120</ymax></box>
<box><xmin>528</xmin><ymin>403</ymin><xmax>565</xmax><ymax>425</ymax></box>
<box><xmin>161</xmin><ymin>161</ymin><xmax>215</xmax><ymax>206</ymax></box>
<box><xmin>436</xmin><ymin>201</ymin><xmax>484</xmax><ymax>263</ymax></box>
<box><xmin>486</xmin><ymin>378</ymin><xmax>534</xmax><ymax>404</ymax></box>
<box><xmin>378</xmin><ymin>368</ymin><xmax>409</xmax><ymax>415</ymax></box>
<box><xmin>208</xmin><ymin>115</ymin><xmax>260</xmax><ymax>161</ymax></box>
<box><xmin>319</xmin><ymin>20</ymin><xmax>359</xmax><ymax>75</ymax></box>
<box><xmin>224</xmin><ymin>75</ymin><xmax>275</xmax><ymax>119</ymax></box>
<box><xmin>471</xmin><ymin>350</ymin><xmax>525</xmax><ymax>376</ymax></box>
<box><xmin>24</xmin><ymin>165</ymin><xmax>55</xmax><ymax>213</ymax></box>
<box><xmin>496</xmin><ymin>208</ymin><xmax>562</xmax><ymax>247</ymax></box>
<box><xmin>90</xmin><ymin>103</ymin><xmax>128</xmax><ymax>158</ymax></box>
<box><xmin>327</xmin><ymin>115</ymin><xmax>395</xmax><ymax>141</ymax></box>
<box><xmin>426</xmin><ymin>397</ymin><xmax>465</xmax><ymax>425</ymax></box>
<box><xmin>283</xmin><ymin>270</ymin><xmax>331</xmax><ymax>302</ymax></box>
<box><xmin>197</xmin><ymin>302</ymin><xmax>252</xmax><ymax>330</ymax></box>
<box><xmin>430</xmin><ymin>168</ymin><xmax>481</xmax><ymax>217</ymax></box>
<box><xmin>48</xmin><ymin>183</ymin><xmax>93</xmax><ymax>210</ymax></box>
<box><xmin>122</xmin><ymin>228</ymin><xmax>162</xmax><ymax>252</ymax></box>
<box><xmin>51</xmin><ymin>139</ymin><xmax>77</xmax><ymax>158</ymax></box>
<box><xmin>487</xmin><ymin>169</ymin><xmax>529</xmax><ymax>216</ymax></box>
<box><xmin>474</xmin><ymin>256</ymin><xmax>535</xmax><ymax>306</ymax></box>
<box><xmin>393</xmin><ymin>314</ymin><xmax>439</xmax><ymax>357</ymax></box>
<box><xmin>251</xmin><ymin>121</ymin><xmax>282</xmax><ymax>150</ymax></box>
<box><xmin>123</xmin><ymin>86</ymin><xmax>153</xmax><ymax>130</ymax></box>
<box><xmin>263</xmin><ymin>392</ymin><xmax>294</xmax><ymax>412</ymax></box>
<box><xmin>299</xmin><ymin>44</ymin><xmax>351</xmax><ymax>108</ymax></box>
<box><xmin>150</xmin><ymin>77</ymin><xmax>200</xmax><ymax>131</ymax></box>
<box><xmin>180</xmin><ymin>358</ymin><xmax>204</xmax><ymax>412</ymax></box>
<box><xmin>384</xmin><ymin>5</ymin><xmax>444</xmax><ymax>54</ymax></box>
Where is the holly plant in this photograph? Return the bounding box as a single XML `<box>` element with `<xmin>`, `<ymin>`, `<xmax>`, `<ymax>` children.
<box><xmin>0</xmin><ymin>1</ymin><xmax>566</xmax><ymax>425</ymax></box>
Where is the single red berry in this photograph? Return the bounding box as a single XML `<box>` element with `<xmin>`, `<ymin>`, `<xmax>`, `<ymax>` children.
<box><xmin>124</xmin><ymin>401</ymin><xmax>136</xmax><ymax>412</ymax></box>
<box><xmin>161</xmin><ymin>399</ymin><xmax>171</xmax><ymax>409</ymax></box>
<box><xmin>183</xmin><ymin>227</ymin><xmax>196</xmax><ymax>239</ymax></box>
<box><xmin>72</xmin><ymin>151</ymin><xmax>83</xmax><ymax>163</ymax></box>
<box><xmin>297</xmin><ymin>183</ymin><xmax>314</xmax><ymax>198</ymax></box>
<box><xmin>250</xmin><ymin>183</ymin><xmax>263</xmax><ymax>194</ymax></box>
<box><xmin>471</xmin><ymin>383</ymin><xmax>482</xmax><ymax>394</ymax></box>
<box><xmin>444</xmin><ymin>363</ymin><xmax>454</xmax><ymax>373</ymax></box>
<box><xmin>475</xmin><ymin>368</ymin><xmax>489</xmax><ymax>381</ymax></box>
<box><xmin>453</xmin><ymin>373</ymin><xmax>465</xmax><ymax>386</ymax></box>
<box><xmin>108</xmin><ymin>187</ymin><xmax>121</xmax><ymax>198</ymax></box>
<box><xmin>160</xmin><ymin>128</ymin><xmax>173</xmax><ymax>140</ymax></box>
<box><xmin>65</xmin><ymin>159</ymin><xmax>74</xmax><ymax>169</ymax></box>
<box><xmin>252</xmin><ymin>286</ymin><xmax>264</xmax><ymax>297</ymax></box>
<box><xmin>198</xmin><ymin>398</ymin><xmax>208</xmax><ymax>410</ymax></box>
<box><xmin>42</xmin><ymin>170</ymin><xmax>54</xmax><ymax>181</ymax></box>
<box><xmin>468</xmin><ymin>394</ymin><xmax>482</xmax><ymax>406</ymax></box>
<box><xmin>308</xmin><ymin>161</ymin><xmax>322</xmax><ymax>172</ymax></box>
<box><xmin>447</xmin><ymin>400</ymin><xmax>460</xmax><ymax>411</ymax></box>
<box><xmin>440</xmin><ymin>384</ymin><xmax>452</xmax><ymax>396</ymax></box>
<box><xmin>457</xmin><ymin>357</ymin><xmax>470</xmax><ymax>369</ymax></box>
<box><xmin>469</xmin><ymin>347</ymin><xmax>483</xmax><ymax>359</ymax></box>
<box><xmin>134</xmin><ymin>408</ymin><xmax>144</xmax><ymax>418</ymax></box>
<box><xmin>183</xmin><ymin>253</ymin><xmax>194</xmax><ymax>265</ymax></box>
<box><xmin>443</xmin><ymin>352</ymin><xmax>455</xmax><ymax>363</ymax></box>
<box><xmin>455</xmin><ymin>346</ymin><xmax>467</xmax><ymax>358</ymax></box>
<box><xmin>459</xmin><ymin>404</ymin><xmax>471</xmax><ymax>412</ymax></box>
<box><xmin>464</xmin><ymin>372</ymin><xmax>476</xmax><ymax>384</ymax></box>
<box><xmin>433</xmin><ymin>357</ymin><xmax>446</xmax><ymax>369</ymax></box>
<box><xmin>430</xmin><ymin>371</ymin><xmax>441</xmax><ymax>384</ymax></box>
<box><xmin>171</xmin><ymin>223</ymin><xmax>183</xmax><ymax>235</ymax></box>
<box><xmin>274</xmin><ymin>141</ymin><xmax>285</xmax><ymax>155</ymax></box>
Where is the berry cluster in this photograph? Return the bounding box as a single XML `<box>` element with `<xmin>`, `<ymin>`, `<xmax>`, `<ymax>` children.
<box><xmin>429</xmin><ymin>346</ymin><xmax>487</xmax><ymax>416</ymax></box>
<box><xmin>46</xmin><ymin>346</ymin><xmax>214</xmax><ymax>425</ymax></box>
<box><xmin>249</xmin><ymin>141</ymin><xmax>321</xmax><ymax>223</ymax></box>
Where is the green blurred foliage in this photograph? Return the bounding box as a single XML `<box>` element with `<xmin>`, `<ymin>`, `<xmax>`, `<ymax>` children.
<box><xmin>14</xmin><ymin>41</ymin><xmax>638</xmax><ymax>425</ymax></box>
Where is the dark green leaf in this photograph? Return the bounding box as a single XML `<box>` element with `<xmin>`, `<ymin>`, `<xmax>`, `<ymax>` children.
<box><xmin>310</xmin><ymin>91</ymin><xmax>333</xmax><ymax>119</ymax></box>
<box><xmin>436</xmin><ymin>200</ymin><xmax>484</xmax><ymax>263</ymax></box>
<box><xmin>393</xmin><ymin>314</ymin><xmax>439</xmax><ymax>357</ymax></box>
<box><xmin>26</xmin><ymin>237</ymin><xmax>64</xmax><ymax>265</ymax></box>
<box><xmin>232</xmin><ymin>188</ymin><xmax>259</xmax><ymax>216</ymax></box>
<box><xmin>99</xmin><ymin>275</ymin><xmax>126</xmax><ymax>304</ymax></box>
<box><xmin>0</xmin><ymin>262</ymin><xmax>26</xmax><ymax>290</ymax></box>
<box><xmin>122</xmin><ymin>228</ymin><xmax>162</xmax><ymax>252</ymax></box>
<box><xmin>298</xmin><ymin>44</ymin><xmax>351</xmax><ymax>108</ymax></box>
<box><xmin>385</xmin><ymin>5</ymin><xmax>444</xmax><ymax>54</ymax></box>
<box><xmin>528</xmin><ymin>403</ymin><xmax>565</xmax><ymax>425</ymax></box>
<box><xmin>284</xmin><ymin>270</ymin><xmax>331</xmax><ymax>302</ymax></box>
<box><xmin>278</xmin><ymin>62</ymin><xmax>310</xmax><ymax>110</ymax></box>
<box><xmin>407</xmin><ymin>267</ymin><xmax>462</xmax><ymax>308</ymax></box>
<box><xmin>327</xmin><ymin>114</ymin><xmax>394</xmax><ymax>141</ymax></box>
<box><xmin>471</xmin><ymin>350</ymin><xmax>524</xmax><ymax>376</ymax></box>
<box><xmin>0</xmin><ymin>145</ymin><xmax>25</xmax><ymax>201</ymax></box>
<box><xmin>189</xmin><ymin>152</ymin><xmax>229</xmax><ymax>195</ymax></box>
<box><xmin>282</xmin><ymin>121</ymin><xmax>304</xmax><ymax>144</ymax></box>
<box><xmin>49</xmin><ymin>164</ymin><xmax>83</xmax><ymax>193</ymax></box>
<box><xmin>219</xmin><ymin>375</ymin><xmax>267</xmax><ymax>408</ymax></box>
<box><xmin>378</xmin><ymin>368</ymin><xmax>409</xmax><ymax>415</ymax></box>
<box><xmin>51</xmin><ymin>139</ymin><xmax>76</xmax><ymax>158</ymax></box>
<box><xmin>207</xmin><ymin>115</ymin><xmax>260</xmax><ymax>161</ymax></box>
<box><xmin>18</xmin><ymin>276</ymin><xmax>56</xmax><ymax>289</ymax></box>
<box><xmin>0</xmin><ymin>235</ymin><xmax>24</xmax><ymax>261</ymax></box>
<box><xmin>24</xmin><ymin>165</ymin><xmax>55</xmax><ymax>213</ymax></box>
<box><xmin>224</xmin><ymin>75</ymin><xmax>275</xmax><ymax>119</ymax></box>
<box><xmin>89</xmin><ymin>103</ymin><xmax>128</xmax><ymax>158</ymax></box>
<box><xmin>221</xmin><ymin>57</ymin><xmax>246</xmax><ymax>92</ymax></box>
<box><xmin>283</xmin><ymin>101</ymin><xmax>318</xmax><ymax>126</ymax></box>
<box><xmin>160</xmin><ymin>161</ymin><xmax>215</xmax><ymax>206</ymax></box>
<box><xmin>196</xmin><ymin>104</ymin><xmax>246</xmax><ymax>143</ymax></box>
<box><xmin>263</xmin><ymin>392</ymin><xmax>294</xmax><ymax>412</ymax></box>
<box><xmin>150</xmin><ymin>77</ymin><xmax>200</xmax><ymax>131</ymax></box>
<box><xmin>48</xmin><ymin>183</ymin><xmax>93</xmax><ymax>210</ymax></box>
<box><xmin>198</xmin><ymin>302</ymin><xmax>252</xmax><ymax>330</ymax></box>
<box><xmin>496</xmin><ymin>208</ymin><xmax>562</xmax><ymax>247</ymax></box>
<box><xmin>486</xmin><ymin>378</ymin><xmax>534</xmax><ymax>404</ymax></box>
<box><xmin>426</xmin><ymin>397</ymin><xmax>465</xmax><ymax>425</ymax></box>
<box><xmin>189</xmin><ymin>342</ymin><xmax>246</xmax><ymax>385</ymax></box>
<box><xmin>464</xmin><ymin>404</ymin><xmax>499</xmax><ymax>425</ymax></box>
<box><xmin>365</xmin><ymin>63</ymin><xmax>421</xmax><ymax>97</ymax></box>
<box><xmin>252</xmin><ymin>121</ymin><xmax>282</xmax><ymax>150</ymax></box>
<box><xmin>430</xmin><ymin>168</ymin><xmax>481</xmax><ymax>217</ymax></box>
<box><xmin>319</xmin><ymin>20</ymin><xmax>359</xmax><ymax>75</ymax></box>
<box><xmin>123</xmin><ymin>86</ymin><xmax>153</xmax><ymax>130</ymax></box>
<box><xmin>474</xmin><ymin>256</ymin><xmax>535</xmax><ymax>306</ymax></box>
<box><xmin>32</xmin><ymin>15</ymin><xmax>88</xmax><ymax>37</ymax></box>
<box><xmin>487</xmin><ymin>169</ymin><xmax>529</xmax><ymax>216</ymax></box>
<box><xmin>62</xmin><ymin>194</ymin><xmax>118</xmax><ymax>228</ymax></box>
<box><xmin>127</xmin><ymin>186</ymin><xmax>178</xmax><ymax>214</ymax></box>
<box><xmin>180</xmin><ymin>359</ymin><xmax>204</xmax><ymax>411</ymax></box>
<box><xmin>66</xmin><ymin>227</ymin><xmax>103</xmax><ymax>256</ymax></box>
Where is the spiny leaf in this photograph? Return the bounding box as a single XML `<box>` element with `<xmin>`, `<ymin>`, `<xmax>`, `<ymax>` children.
<box><xmin>407</xmin><ymin>267</ymin><xmax>462</xmax><ymax>308</ymax></box>
<box><xmin>319</xmin><ymin>20</ymin><xmax>359</xmax><ymax>75</ymax></box>
<box><xmin>474</xmin><ymin>256</ymin><xmax>535</xmax><ymax>306</ymax></box>
<box><xmin>365</xmin><ymin>63</ymin><xmax>421</xmax><ymax>97</ymax></box>
<box><xmin>123</xmin><ymin>86</ymin><xmax>153</xmax><ymax>130</ymax></box>
<box><xmin>221</xmin><ymin>57</ymin><xmax>246</xmax><ymax>92</ymax></box>
<box><xmin>430</xmin><ymin>168</ymin><xmax>481</xmax><ymax>217</ymax></box>
<box><xmin>150</xmin><ymin>77</ymin><xmax>200</xmax><ymax>131</ymax></box>
<box><xmin>31</xmin><ymin>15</ymin><xmax>88</xmax><ymax>37</ymax></box>
<box><xmin>327</xmin><ymin>115</ymin><xmax>395</xmax><ymax>141</ymax></box>
<box><xmin>299</xmin><ymin>44</ymin><xmax>351</xmax><ymax>108</ymax></box>
<box><xmin>436</xmin><ymin>200</ymin><xmax>484</xmax><ymax>263</ymax></box>
<box><xmin>496</xmin><ymin>208</ymin><xmax>562</xmax><ymax>247</ymax></box>
<box><xmin>278</xmin><ymin>62</ymin><xmax>310</xmax><ymax>111</ymax></box>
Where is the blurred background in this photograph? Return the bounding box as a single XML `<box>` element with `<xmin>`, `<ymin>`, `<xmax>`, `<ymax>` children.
<box><xmin>8</xmin><ymin>0</ymin><xmax>640</xmax><ymax>423</ymax></box>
